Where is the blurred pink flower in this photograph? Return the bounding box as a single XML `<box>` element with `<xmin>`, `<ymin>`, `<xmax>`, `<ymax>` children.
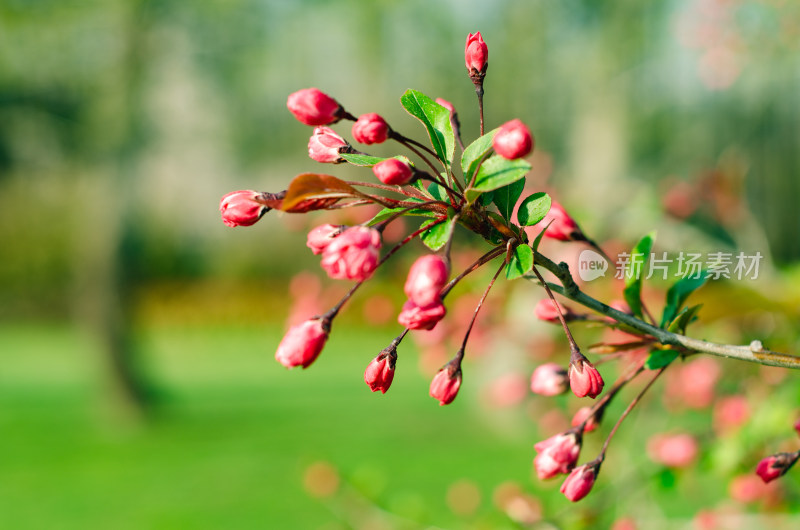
<box><xmin>647</xmin><ymin>433</ymin><xmax>698</xmax><ymax>468</ymax></box>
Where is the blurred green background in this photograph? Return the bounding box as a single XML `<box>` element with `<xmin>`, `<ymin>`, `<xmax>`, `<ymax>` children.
<box><xmin>2</xmin><ymin>0</ymin><xmax>800</xmax><ymax>528</ymax></box>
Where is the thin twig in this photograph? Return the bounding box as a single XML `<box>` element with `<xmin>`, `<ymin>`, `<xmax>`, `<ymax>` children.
<box><xmin>531</xmin><ymin>265</ymin><xmax>581</xmax><ymax>356</ymax></box>
<box><xmin>599</xmin><ymin>367</ymin><xmax>666</xmax><ymax>460</ymax></box>
<box><xmin>440</xmin><ymin>246</ymin><xmax>506</xmax><ymax>299</ymax></box>
<box><xmin>455</xmin><ymin>256</ymin><xmax>506</xmax><ymax>363</ymax></box>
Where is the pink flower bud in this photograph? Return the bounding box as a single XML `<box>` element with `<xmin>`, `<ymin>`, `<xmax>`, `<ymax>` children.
<box><xmin>275</xmin><ymin>318</ymin><xmax>328</xmax><ymax>369</ymax></box>
<box><xmin>571</xmin><ymin>407</ymin><xmax>600</xmax><ymax>433</ymax></box>
<box><xmin>287</xmin><ymin>88</ymin><xmax>341</xmax><ymax>126</ymax></box>
<box><xmin>372</xmin><ymin>158</ymin><xmax>413</xmax><ymax>186</ymax></box>
<box><xmin>320</xmin><ymin>226</ymin><xmax>381</xmax><ymax>281</ymax></box>
<box><xmin>533</xmin><ymin>432</ymin><xmax>581</xmax><ymax>479</ymax></box>
<box><xmin>568</xmin><ymin>357</ymin><xmax>604</xmax><ymax>399</ymax></box>
<box><xmin>647</xmin><ymin>433</ymin><xmax>698</xmax><ymax>468</ymax></box>
<box><xmin>756</xmin><ymin>452</ymin><xmax>799</xmax><ymax>483</ymax></box>
<box><xmin>398</xmin><ymin>299</ymin><xmax>447</xmax><ymax>330</ymax></box>
<box><xmin>219</xmin><ymin>190</ymin><xmax>268</xmax><ymax>227</ymax></box>
<box><xmin>306</xmin><ymin>224</ymin><xmax>342</xmax><ymax>255</ymax></box>
<box><xmin>493</xmin><ymin>119</ymin><xmax>533</xmax><ymax>160</ymax></box>
<box><xmin>465</xmin><ymin>32</ymin><xmax>488</xmax><ymax>75</ymax></box>
<box><xmin>560</xmin><ymin>464</ymin><xmax>597</xmax><ymax>502</ymax></box>
<box><xmin>308</xmin><ymin>126</ymin><xmax>348</xmax><ymax>163</ymax></box>
<box><xmin>352</xmin><ymin>113</ymin><xmax>390</xmax><ymax>145</ymax></box>
<box><xmin>530</xmin><ymin>363</ymin><xmax>569</xmax><ymax>396</ymax></box>
<box><xmin>430</xmin><ymin>364</ymin><xmax>462</xmax><ymax>406</ymax></box>
<box><xmin>794</xmin><ymin>418</ymin><xmax>800</xmax><ymax>437</ymax></box>
<box><xmin>534</xmin><ymin>200</ymin><xmax>581</xmax><ymax>241</ymax></box>
<box><xmin>364</xmin><ymin>350</ymin><xmax>396</xmax><ymax>394</ymax></box>
<box><xmin>534</xmin><ymin>298</ymin><xmax>574</xmax><ymax>323</ymax></box>
<box><xmin>404</xmin><ymin>255</ymin><xmax>449</xmax><ymax>308</ymax></box>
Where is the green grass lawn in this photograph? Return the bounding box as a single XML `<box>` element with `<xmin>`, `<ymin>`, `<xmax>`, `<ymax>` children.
<box><xmin>1</xmin><ymin>322</ymin><xmax>798</xmax><ymax>529</ymax></box>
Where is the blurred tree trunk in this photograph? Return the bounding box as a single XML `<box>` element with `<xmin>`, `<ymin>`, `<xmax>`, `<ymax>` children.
<box><xmin>74</xmin><ymin>0</ymin><xmax>154</xmax><ymax>419</ymax></box>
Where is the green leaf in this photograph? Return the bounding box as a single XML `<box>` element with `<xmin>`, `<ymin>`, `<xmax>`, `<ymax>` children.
<box><xmin>427</xmin><ymin>182</ymin><xmax>449</xmax><ymax>204</ymax></box>
<box><xmin>479</xmin><ymin>191</ymin><xmax>494</xmax><ymax>206</ymax></box>
<box><xmin>411</xmin><ymin>179</ymin><xmax>427</xmax><ymax>193</ymax></box>
<box><xmin>531</xmin><ymin>222</ymin><xmax>550</xmax><ymax>251</ymax></box>
<box><xmin>492</xmin><ymin>178</ymin><xmax>526</xmax><ymax>221</ymax></box>
<box><xmin>400</xmin><ymin>89</ymin><xmax>455</xmax><ymax>168</ymax></box>
<box><xmin>466</xmin><ymin>156</ymin><xmax>531</xmax><ymax>203</ymax></box>
<box><xmin>645</xmin><ymin>348</ymin><xmax>679</xmax><ymax>370</ymax></box>
<box><xmin>517</xmin><ymin>192</ymin><xmax>552</xmax><ymax>226</ymax></box>
<box><xmin>340</xmin><ymin>153</ymin><xmax>414</xmax><ymax>168</ymax></box>
<box><xmin>660</xmin><ymin>271</ymin><xmax>709</xmax><ymax>327</ymax></box>
<box><xmin>420</xmin><ymin>216</ymin><xmax>455</xmax><ymax>251</ymax></box>
<box><xmin>506</xmin><ymin>244</ymin><xmax>534</xmax><ymax>280</ymax></box>
<box><xmin>366</xmin><ymin>199</ymin><xmax>437</xmax><ymax>226</ymax></box>
<box><xmin>667</xmin><ymin>304</ymin><xmax>703</xmax><ymax>334</ymax></box>
<box><xmin>622</xmin><ymin>232</ymin><xmax>656</xmax><ymax>319</ymax></box>
<box><xmin>461</xmin><ymin>127</ymin><xmax>499</xmax><ymax>183</ymax></box>
<box><xmin>340</xmin><ymin>153</ymin><xmax>387</xmax><ymax>167</ymax></box>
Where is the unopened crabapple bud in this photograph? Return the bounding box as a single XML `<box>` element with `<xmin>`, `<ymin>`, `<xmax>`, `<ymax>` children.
<box><xmin>364</xmin><ymin>350</ymin><xmax>396</xmax><ymax>394</ymax></box>
<box><xmin>568</xmin><ymin>356</ymin><xmax>604</xmax><ymax>399</ymax></box>
<box><xmin>306</xmin><ymin>224</ymin><xmax>343</xmax><ymax>255</ymax></box>
<box><xmin>465</xmin><ymin>32</ymin><xmax>488</xmax><ymax>75</ymax></box>
<box><xmin>430</xmin><ymin>363</ymin><xmax>462</xmax><ymax>406</ymax></box>
<box><xmin>287</xmin><ymin>88</ymin><xmax>341</xmax><ymax>126</ymax></box>
<box><xmin>372</xmin><ymin>158</ymin><xmax>413</xmax><ymax>186</ymax></box>
<box><xmin>493</xmin><ymin>119</ymin><xmax>533</xmax><ymax>160</ymax></box>
<box><xmin>404</xmin><ymin>255</ymin><xmax>449</xmax><ymax>308</ymax></box>
<box><xmin>530</xmin><ymin>363</ymin><xmax>569</xmax><ymax>396</ymax></box>
<box><xmin>535</xmin><ymin>200</ymin><xmax>581</xmax><ymax>241</ymax></box>
<box><xmin>533</xmin><ymin>432</ymin><xmax>582</xmax><ymax>479</ymax></box>
<box><xmin>219</xmin><ymin>190</ymin><xmax>268</xmax><ymax>227</ymax></box>
<box><xmin>571</xmin><ymin>406</ymin><xmax>600</xmax><ymax>433</ymax></box>
<box><xmin>308</xmin><ymin>126</ymin><xmax>348</xmax><ymax>164</ymax></box>
<box><xmin>275</xmin><ymin>318</ymin><xmax>329</xmax><ymax>369</ymax></box>
<box><xmin>794</xmin><ymin>418</ymin><xmax>800</xmax><ymax>437</ymax></box>
<box><xmin>320</xmin><ymin>226</ymin><xmax>382</xmax><ymax>281</ymax></box>
<box><xmin>398</xmin><ymin>299</ymin><xmax>447</xmax><ymax>330</ymax></box>
<box><xmin>352</xmin><ymin>113</ymin><xmax>390</xmax><ymax>145</ymax></box>
<box><xmin>756</xmin><ymin>452</ymin><xmax>800</xmax><ymax>483</ymax></box>
<box><xmin>534</xmin><ymin>299</ymin><xmax>575</xmax><ymax>323</ymax></box>
<box><xmin>560</xmin><ymin>464</ymin><xmax>598</xmax><ymax>502</ymax></box>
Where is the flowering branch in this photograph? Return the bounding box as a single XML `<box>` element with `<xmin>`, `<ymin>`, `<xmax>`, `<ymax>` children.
<box><xmin>221</xmin><ymin>30</ymin><xmax>800</xmax><ymax>504</ymax></box>
<box><xmin>529</xmin><ymin>252</ymin><xmax>800</xmax><ymax>370</ymax></box>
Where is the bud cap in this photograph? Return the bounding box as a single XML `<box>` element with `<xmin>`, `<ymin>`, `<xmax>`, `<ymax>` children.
<box><xmin>287</xmin><ymin>88</ymin><xmax>341</xmax><ymax>126</ymax></box>
<box><xmin>275</xmin><ymin>319</ymin><xmax>329</xmax><ymax>369</ymax></box>
<box><xmin>352</xmin><ymin>113</ymin><xmax>390</xmax><ymax>145</ymax></box>
<box><xmin>219</xmin><ymin>190</ymin><xmax>267</xmax><ymax>227</ymax></box>
<box><xmin>493</xmin><ymin>119</ymin><xmax>533</xmax><ymax>160</ymax></box>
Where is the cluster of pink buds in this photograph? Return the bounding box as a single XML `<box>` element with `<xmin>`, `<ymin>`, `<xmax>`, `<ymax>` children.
<box><xmin>216</xmin><ymin>30</ymin><xmax>790</xmax><ymax>505</ymax></box>
<box><xmin>398</xmin><ymin>255</ymin><xmax>449</xmax><ymax>331</ymax></box>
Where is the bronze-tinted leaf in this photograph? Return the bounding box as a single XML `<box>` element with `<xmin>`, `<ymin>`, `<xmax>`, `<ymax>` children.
<box><xmin>281</xmin><ymin>173</ymin><xmax>358</xmax><ymax>212</ymax></box>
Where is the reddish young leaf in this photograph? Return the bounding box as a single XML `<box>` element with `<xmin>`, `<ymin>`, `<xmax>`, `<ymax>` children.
<box><xmin>281</xmin><ymin>173</ymin><xmax>358</xmax><ymax>212</ymax></box>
